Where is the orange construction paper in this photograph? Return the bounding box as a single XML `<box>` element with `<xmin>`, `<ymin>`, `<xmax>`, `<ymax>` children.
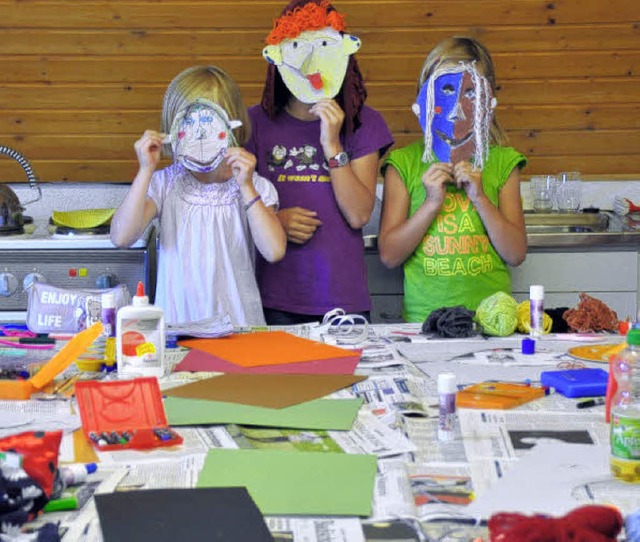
<box><xmin>163</xmin><ymin>373</ymin><xmax>367</xmax><ymax>409</ymax></box>
<box><xmin>178</xmin><ymin>331</ymin><xmax>359</xmax><ymax>368</ymax></box>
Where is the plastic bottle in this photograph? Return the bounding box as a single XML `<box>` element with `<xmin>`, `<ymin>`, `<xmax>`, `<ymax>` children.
<box><xmin>437</xmin><ymin>373</ymin><xmax>457</xmax><ymax>442</ymax></box>
<box><xmin>116</xmin><ymin>282</ymin><xmax>165</xmax><ymax>378</ymax></box>
<box><xmin>101</xmin><ymin>292</ymin><xmax>116</xmax><ymax>338</ymax></box>
<box><xmin>529</xmin><ymin>285</ymin><xmax>545</xmax><ymax>337</ymax></box>
<box><xmin>609</xmin><ymin>327</ymin><xmax>640</xmax><ymax>483</ymax></box>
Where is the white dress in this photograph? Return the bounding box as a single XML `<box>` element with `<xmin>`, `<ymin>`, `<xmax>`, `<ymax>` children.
<box><xmin>148</xmin><ymin>162</ymin><xmax>278</xmax><ymax>326</ymax></box>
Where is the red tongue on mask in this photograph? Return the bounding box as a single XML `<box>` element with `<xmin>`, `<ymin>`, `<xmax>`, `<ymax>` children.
<box><xmin>307</xmin><ymin>73</ymin><xmax>323</xmax><ymax>90</ymax></box>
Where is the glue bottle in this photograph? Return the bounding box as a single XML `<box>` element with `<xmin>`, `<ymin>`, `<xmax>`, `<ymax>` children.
<box><xmin>116</xmin><ymin>282</ymin><xmax>165</xmax><ymax>378</ymax></box>
<box><xmin>529</xmin><ymin>285</ymin><xmax>545</xmax><ymax>337</ymax></box>
<box><xmin>609</xmin><ymin>327</ymin><xmax>640</xmax><ymax>483</ymax></box>
<box><xmin>437</xmin><ymin>373</ymin><xmax>457</xmax><ymax>442</ymax></box>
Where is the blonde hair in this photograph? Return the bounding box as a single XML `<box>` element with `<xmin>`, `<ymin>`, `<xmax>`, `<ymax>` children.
<box><xmin>418</xmin><ymin>36</ymin><xmax>508</xmax><ymax>146</ymax></box>
<box><xmin>161</xmin><ymin>66</ymin><xmax>250</xmax><ymax>156</ymax></box>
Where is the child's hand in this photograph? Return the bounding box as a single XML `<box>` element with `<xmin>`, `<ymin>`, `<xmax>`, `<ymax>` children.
<box><xmin>277</xmin><ymin>207</ymin><xmax>323</xmax><ymax>244</ymax></box>
<box><xmin>309</xmin><ymin>99</ymin><xmax>344</xmax><ymax>157</ymax></box>
<box><xmin>421</xmin><ymin>162</ymin><xmax>452</xmax><ymax>209</ymax></box>
<box><xmin>134</xmin><ymin>130</ymin><xmax>165</xmax><ymax>172</ymax></box>
<box><xmin>453</xmin><ymin>162</ymin><xmax>484</xmax><ymax>203</ymax></box>
<box><xmin>226</xmin><ymin>147</ymin><xmax>256</xmax><ymax>187</ymax></box>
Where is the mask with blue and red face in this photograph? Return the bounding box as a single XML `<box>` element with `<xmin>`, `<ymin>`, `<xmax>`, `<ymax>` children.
<box><xmin>413</xmin><ymin>64</ymin><xmax>495</xmax><ymax>166</ymax></box>
<box><xmin>169</xmin><ymin>99</ymin><xmax>242</xmax><ymax>173</ymax></box>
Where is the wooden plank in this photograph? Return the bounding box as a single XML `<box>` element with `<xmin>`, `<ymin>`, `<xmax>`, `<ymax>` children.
<box><xmin>379</xmin><ymin>105</ymin><xmax>640</xmax><ymax>133</ymax></box>
<box><xmin>2</xmin><ymin>50</ymin><xmax>639</xmax><ymax>83</ymax></box>
<box><xmin>391</xmin><ymin>131</ymin><xmax>640</xmax><ymax>157</ymax></box>
<box><xmin>2</xmin><ymin>1</ymin><xmax>637</xmax><ymax>28</ymax></box>
<box><xmin>3</xmin><ymin>24</ymin><xmax>638</xmax><ymax>55</ymax></box>
<box><xmin>1</xmin><ymin>154</ymin><xmax>638</xmax><ymax>183</ymax></box>
<box><xmin>2</xmin><ymin>103</ymin><xmax>640</xmax><ymax>137</ymax></box>
<box><xmin>2</xmin><ymin>79</ymin><xmax>640</xmax><ymax>110</ymax></box>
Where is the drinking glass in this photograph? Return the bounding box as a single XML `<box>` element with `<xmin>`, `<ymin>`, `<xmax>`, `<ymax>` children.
<box><xmin>556</xmin><ymin>171</ymin><xmax>582</xmax><ymax>213</ymax></box>
<box><xmin>530</xmin><ymin>175</ymin><xmax>557</xmax><ymax>213</ymax></box>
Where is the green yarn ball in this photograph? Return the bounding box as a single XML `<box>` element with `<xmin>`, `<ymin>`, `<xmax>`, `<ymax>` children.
<box><xmin>475</xmin><ymin>291</ymin><xmax>518</xmax><ymax>336</ymax></box>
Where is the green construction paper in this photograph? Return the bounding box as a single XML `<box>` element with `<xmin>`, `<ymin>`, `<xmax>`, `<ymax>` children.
<box><xmin>197</xmin><ymin>448</ymin><xmax>377</xmax><ymax>516</ymax></box>
<box><xmin>164</xmin><ymin>397</ymin><xmax>362</xmax><ymax>430</ymax></box>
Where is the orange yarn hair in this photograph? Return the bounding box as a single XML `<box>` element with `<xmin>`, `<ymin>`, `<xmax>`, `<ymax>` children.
<box><xmin>266</xmin><ymin>0</ymin><xmax>346</xmax><ymax>45</ymax></box>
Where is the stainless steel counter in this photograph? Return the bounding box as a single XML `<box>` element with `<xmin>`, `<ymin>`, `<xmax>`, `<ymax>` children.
<box><xmin>526</xmin><ymin>211</ymin><xmax>640</xmax><ymax>249</ymax></box>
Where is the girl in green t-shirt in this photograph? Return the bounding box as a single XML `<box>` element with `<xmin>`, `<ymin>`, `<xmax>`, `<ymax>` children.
<box><xmin>379</xmin><ymin>37</ymin><xmax>527</xmax><ymax>323</ymax></box>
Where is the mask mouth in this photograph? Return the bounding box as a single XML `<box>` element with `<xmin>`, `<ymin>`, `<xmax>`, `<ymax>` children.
<box><xmin>434</xmin><ymin>129</ymin><xmax>473</xmax><ymax>149</ymax></box>
<box><xmin>306</xmin><ymin>72</ymin><xmax>323</xmax><ymax>89</ymax></box>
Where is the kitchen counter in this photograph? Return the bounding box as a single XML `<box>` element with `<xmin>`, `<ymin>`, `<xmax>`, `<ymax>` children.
<box><xmin>526</xmin><ymin>211</ymin><xmax>640</xmax><ymax>250</ymax></box>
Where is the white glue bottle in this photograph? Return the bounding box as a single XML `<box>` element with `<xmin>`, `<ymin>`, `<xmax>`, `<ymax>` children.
<box><xmin>437</xmin><ymin>373</ymin><xmax>457</xmax><ymax>442</ymax></box>
<box><xmin>116</xmin><ymin>282</ymin><xmax>165</xmax><ymax>378</ymax></box>
<box><xmin>529</xmin><ymin>284</ymin><xmax>545</xmax><ymax>338</ymax></box>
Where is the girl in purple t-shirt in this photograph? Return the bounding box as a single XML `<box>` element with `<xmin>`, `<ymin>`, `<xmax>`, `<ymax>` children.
<box><xmin>247</xmin><ymin>0</ymin><xmax>394</xmax><ymax>325</ymax></box>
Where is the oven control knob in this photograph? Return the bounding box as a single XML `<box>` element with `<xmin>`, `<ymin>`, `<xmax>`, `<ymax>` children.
<box><xmin>23</xmin><ymin>272</ymin><xmax>46</xmax><ymax>291</ymax></box>
<box><xmin>96</xmin><ymin>273</ymin><xmax>118</xmax><ymax>289</ymax></box>
<box><xmin>0</xmin><ymin>272</ymin><xmax>19</xmax><ymax>297</ymax></box>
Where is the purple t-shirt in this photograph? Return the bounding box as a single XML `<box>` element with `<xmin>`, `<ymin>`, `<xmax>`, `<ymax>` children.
<box><xmin>247</xmin><ymin>104</ymin><xmax>393</xmax><ymax>315</ymax></box>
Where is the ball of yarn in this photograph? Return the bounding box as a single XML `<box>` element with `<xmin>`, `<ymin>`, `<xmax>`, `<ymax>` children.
<box><xmin>475</xmin><ymin>291</ymin><xmax>518</xmax><ymax>336</ymax></box>
<box><xmin>516</xmin><ymin>300</ymin><xmax>553</xmax><ymax>334</ymax></box>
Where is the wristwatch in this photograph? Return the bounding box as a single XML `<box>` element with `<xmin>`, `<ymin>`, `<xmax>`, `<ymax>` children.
<box><xmin>327</xmin><ymin>151</ymin><xmax>350</xmax><ymax>169</ymax></box>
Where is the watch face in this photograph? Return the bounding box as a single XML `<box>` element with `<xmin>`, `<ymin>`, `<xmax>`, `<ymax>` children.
<box><xmin>331</xmin><ymin>152</ymin><xmax>349</xmax><ymax>167</ymax></box>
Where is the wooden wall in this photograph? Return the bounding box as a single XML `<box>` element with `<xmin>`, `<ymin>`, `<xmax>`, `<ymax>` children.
<box><xmin>1</xmin><ymin>0</ymin><xmax>639</xmax><ymax>183</ymax></box>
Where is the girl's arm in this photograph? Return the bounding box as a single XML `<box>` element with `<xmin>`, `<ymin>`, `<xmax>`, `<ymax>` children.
<box><xmin>310</xmin><ymin>99</ymin><xmax>378</xmax><ymax>229</ymax></box>
<box><xmin>454</xmin><ymin>162</ymin><xmax>527</xmax><ymax>266</ymax></box>
<box><xmin>110</xmin><ymin>130</ymin><xmax>161</xmax><ymax>248</ymax></box>
<box><xmin>378</xmin><ymin>163</ymin><xmax>451</xmax><ymax>268</ymax></box>
<box><xmin>226</xmin><ymin>147</ymin><xmax>286</xmax><ymax>263</ymax></box>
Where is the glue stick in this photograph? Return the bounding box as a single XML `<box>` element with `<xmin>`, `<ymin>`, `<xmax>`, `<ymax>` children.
<box><xmin>529</xmin><ymin>285</ymin><xmax>545</xmax><ymax>338</ymax></box>
<box><xmin>437</xmin><ymin>373</ymin><xmax>457</xmax><ymax>442</ymax></box>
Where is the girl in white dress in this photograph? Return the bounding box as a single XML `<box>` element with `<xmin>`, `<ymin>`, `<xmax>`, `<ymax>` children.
<box><xmin>111</xmin><ymin>66</ymin><xmax>286</xmax><ymax>325</ymax></box>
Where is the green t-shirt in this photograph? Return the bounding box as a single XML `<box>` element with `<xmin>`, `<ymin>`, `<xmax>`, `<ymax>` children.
<box><xmin>384</xmin><ymin>140</ymin><xmax>527</xmax><ymax>323</ymax></box>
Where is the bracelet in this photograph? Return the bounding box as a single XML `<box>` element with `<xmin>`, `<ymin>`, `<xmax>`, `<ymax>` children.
<box><xmin>244</xmin><ymin>195</ymin><xmax>261</xmax><ymax>212</ymax></box>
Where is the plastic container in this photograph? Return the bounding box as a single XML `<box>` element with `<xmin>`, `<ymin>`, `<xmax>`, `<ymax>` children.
<box><xmin>437</xmin><ymin>373</ymin><xmax>457</xmax><ymax>442</ymax></box>
<box><xmin>75</xmin><ymin>377</ymin><xmax>183</xmax><ymax>451</ymax></box>
<box><xmin>609</xmin><ymin>327</ymin><xmax>640</xmax><ymax>483</ymax></box>
<box><xmin>116</xmin><ymin>282</ymin><xmax>165</xmax><ymax>378</ymax></box>
<box><xmin>529</xmin><ymin>285</ymin><xmax>545</xmax><ymax>338</ymax></box>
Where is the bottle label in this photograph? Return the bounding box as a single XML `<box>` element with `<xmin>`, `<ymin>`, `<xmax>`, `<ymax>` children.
<box><xmin>439</xmin><ymin>393</ymin><xmax>456</xmax><ymax>432</ymax></box>
<box><xmin>611</xmin><ymin>413</ymin><xmax>640</xmax><ymax>460</ymax></box>
<box><xmin>119</xmin><ymin>318</ymin><xmax>163</xmax><ymax>371</ymax></box>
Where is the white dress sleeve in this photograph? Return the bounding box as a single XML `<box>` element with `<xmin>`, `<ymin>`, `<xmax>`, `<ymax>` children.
<box><xmin>252</xmin><ymin>172</ymin><xmax>279</xmax><ymax>210</ymax></box>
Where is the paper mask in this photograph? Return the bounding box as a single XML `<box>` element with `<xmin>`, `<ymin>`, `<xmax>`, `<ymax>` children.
<box><xmin>263</xmin><ymin>27</ymin><xmax>361</xmax><ymax>104</ymax></box>
<box><xmin>413</xmin><ymin>63</ymin><xmax>496</xmax><ymax>168</ymax></box>
<box><xmin>169</xmin><ymin>99</ymin><xmax>242</xmax><ymax>173</ymax></box>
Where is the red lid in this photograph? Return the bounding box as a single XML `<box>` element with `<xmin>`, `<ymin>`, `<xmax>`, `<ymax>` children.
<box><xmin>75</xmin><ymin>377</ymin><xmax>168</xmax><ymax>433</ymax></box>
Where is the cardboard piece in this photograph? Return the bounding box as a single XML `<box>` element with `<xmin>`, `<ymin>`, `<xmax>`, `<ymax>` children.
<box><xmin>163</xmin><ymin>373</ymin><xmax>367</xmax><ymax>409</ymax></box>
<box><xmin>178</xmin><ymin>331</ymin><xmax>358</xmax><ymax>368</ymax></box>
<box><xmin>197</xmin><ymin>448</ymin><xmax>377</xmax><ymax>516</ymax></box>
<box><xmin>95</xmin><ymin>487</ymin><xmax>272</xmax><ymax>542</ymax></box>
<box><xmin>174</xmin><ymin>347</ymin><xmax>360</xmax><ymax>375</ymax></box>
<box><xmin>164</xmin><ymin>396</ymin><xmax>362</xmax><ymax>430</ymax></box>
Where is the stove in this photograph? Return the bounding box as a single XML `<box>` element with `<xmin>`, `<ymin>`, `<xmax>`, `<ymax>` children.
<box><xmin>0</xmin><ymin>223</ymin><xmax>156</xmax><ymax>322</ymax></box>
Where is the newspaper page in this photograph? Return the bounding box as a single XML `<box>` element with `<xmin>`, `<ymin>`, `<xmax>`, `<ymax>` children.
<box><xmin>267</xmin><ymin>516</ymin><xmax>365</xmax><ymax>542</ymax></box>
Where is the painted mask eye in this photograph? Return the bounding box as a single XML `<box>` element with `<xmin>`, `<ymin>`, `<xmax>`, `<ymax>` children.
<box><xmin>218</xmin><ymin>131</ymin><xmax>227</xmax><ymax>140</ymax></box>
<box><xmin>464</xmin><ymin>88</ymin><xmax>476</xmax><ymax>99</ymax></box>
<box><xmin>441</xmin><ymin>84</ymin><xmax>455</xmax><ymax>95</ymax></box>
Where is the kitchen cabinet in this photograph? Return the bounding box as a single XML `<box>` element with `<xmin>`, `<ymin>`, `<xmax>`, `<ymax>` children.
<box><xmin>366</xmin><ymin>249</ymin><xmax>640</xmax><ymax>324</ymax></box>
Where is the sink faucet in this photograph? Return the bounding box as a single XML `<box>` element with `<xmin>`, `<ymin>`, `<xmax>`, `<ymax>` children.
<box><xmin>0</xmin><ymin>145</ymin><xmax>42</xmax><ymax>205</ymax></box>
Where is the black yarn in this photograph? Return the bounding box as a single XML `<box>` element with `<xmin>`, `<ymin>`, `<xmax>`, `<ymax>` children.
<box><xmin>422</xmin><ymin>306</ymin><xmax>477</xmax><ymax>338</ymax></box>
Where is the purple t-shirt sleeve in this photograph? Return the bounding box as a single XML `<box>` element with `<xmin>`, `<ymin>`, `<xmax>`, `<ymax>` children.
<box><xmin>346</xmin><ymin>105</ymin><xmax>394</xmax><ymax>161</ymax></box>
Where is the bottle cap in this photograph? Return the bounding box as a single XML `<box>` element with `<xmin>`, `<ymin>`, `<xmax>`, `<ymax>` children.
<box><xmin>132</xmin><ymin>281</ymin><xmax>149</xmax><ymax>306</ymax></box>
<box><xmin>627</xmin><ymin>328</ymin><xmax>640</xmax><ymax>346</ymax></box>
<box><xmin>438</xmin><ymin>373</ymin><xmax>457</xmax><ymax>394</ymax></box>
<box><xmin>101</xmin><ymin>292</ymin><xmax>115</xmax><ymax>309</ymax></box>
<box><xmin>86</xmin><ymin>462</ymin><xmax>98</xmax><ymax>474</ymax></box>
<box><xmin>529</xmin><ymin>285</ymin><xmax>545</xmax><ymax>300</ymax></box>
<box><xmin>522</xmin><ymin>337</ymin><xmax>536</xmax><ymax>355</ymax></box>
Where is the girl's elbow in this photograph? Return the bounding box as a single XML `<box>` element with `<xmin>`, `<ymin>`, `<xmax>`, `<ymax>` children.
<box><xmin>110</xmin><ymin>232</ymin><xmax>133</xmax><ymax>249</ymax></box>
<box><xmin>264</xmin><ymin>240</ymin><xmax>287</xmax><ymax>263</ymax></box>
<box><xmin>378</xmin><ymin>243</ymin><xmax>402</xmax><ymax>269</ymax></box>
